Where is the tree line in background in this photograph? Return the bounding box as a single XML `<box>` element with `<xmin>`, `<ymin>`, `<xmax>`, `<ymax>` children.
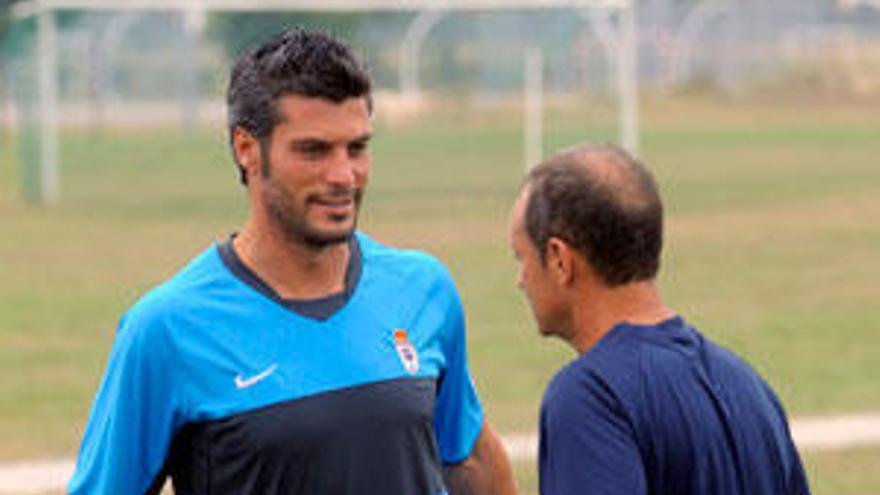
<box><xmin>0</xmin><ymin>0</ymin><xmax>16</xmax><ymax>59</ymax></box>
<box><xmin>0</xmin><ymin>0</ymin><xmax>12</xmax><ymax>39</ymax></box>
<box><xmin>1</xmin><ymin>1</ymin><xmax>879</xmax><ymax>107</ymax></box>
<box><xmin>0</xmin><ymin>0</ymin><xmax>16</xmax><ymax>143</ymax></box>
<box><xmin>0</xmin><ymin>5</ymin><xmax>590</xmax><ymax>95</ymax></box>
<box><xmin>205</xmin><ymin>11</ymin><xmax>412</xmax><ymax>89</ymax></box>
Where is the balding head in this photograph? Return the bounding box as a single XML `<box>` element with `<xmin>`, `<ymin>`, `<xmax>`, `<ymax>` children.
<box><xmin>521</xmin><ymin>143</ymin><xmax>663</xmax><ymax>287</ymax></box>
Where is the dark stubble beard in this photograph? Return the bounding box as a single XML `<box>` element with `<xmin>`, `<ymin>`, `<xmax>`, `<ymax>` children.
<box><xmin>261</xmin><ymin>155</ymin><xmax>363</xmax><ymax>250</ymax></box>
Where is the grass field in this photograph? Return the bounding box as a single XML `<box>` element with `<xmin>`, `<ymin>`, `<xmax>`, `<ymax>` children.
<box><xmin>1</xmin><ymin>95</ymin><xmax>879</xmax><ymax>490</ymax></box>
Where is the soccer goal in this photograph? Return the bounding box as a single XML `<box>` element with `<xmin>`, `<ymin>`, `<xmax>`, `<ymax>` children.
<box><xmin>7</xmin><ymin>0</ymin><xmax>638</xmax><ymax>203</ymax></box>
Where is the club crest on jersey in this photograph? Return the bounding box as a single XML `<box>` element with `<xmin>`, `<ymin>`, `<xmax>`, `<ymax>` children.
<box><xmin>393</xmin><ymin>328</ymin><xmax>419</xmax><ymax>375</ymax></box>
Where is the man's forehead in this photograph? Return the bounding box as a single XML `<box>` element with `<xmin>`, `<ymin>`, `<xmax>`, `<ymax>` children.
<box><xmin>273</xmin><ymin>94</ymin><xmax>371</xmax><ymax>138</ymax></box>
<box><xmin>510</xmin><ymin>187</ymin><xmax>530</xmax><ymax>234</ymax></box>
<box><xmin>514</xmin><ymin>184</ymin><xmax>532</xmax><ymax>213</ymax></box>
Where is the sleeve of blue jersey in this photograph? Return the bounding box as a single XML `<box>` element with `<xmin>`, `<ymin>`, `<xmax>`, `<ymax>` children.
<box><xmin>428</xmin><ymin>263</ymin><xmax>485</xmax><ymax>465</ymax></box>
<box><xmin>68</xmin><ymin>306</ymin><xmax>185</xmax><ymax>495</ymax></box>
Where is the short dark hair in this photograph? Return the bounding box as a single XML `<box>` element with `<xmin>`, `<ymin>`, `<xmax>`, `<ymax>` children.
<box><xmin>523</xmin><ymin>143</ymin><xmax>663</xmax><ymax>287</ymax></box>
<box><xmin>226</xmin><ymin>28</ymin><xmax>372</xmax><ymax>184</ymax></box>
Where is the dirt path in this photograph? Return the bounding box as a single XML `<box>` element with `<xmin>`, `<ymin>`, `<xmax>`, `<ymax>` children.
<box><xmin>3</xmin><ymin>412</ymin><xmax>880</xmax><ymax>494</ymax></box>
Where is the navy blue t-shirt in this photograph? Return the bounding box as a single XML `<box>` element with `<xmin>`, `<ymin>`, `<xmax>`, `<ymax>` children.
<box><xmin>539</xmin><ymin>316</ymin><xmax>810</xmax><ymax>495</ymax></box>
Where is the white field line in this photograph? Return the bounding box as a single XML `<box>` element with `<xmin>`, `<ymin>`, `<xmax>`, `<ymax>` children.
<box><xmin>504</xmin><ymin>413</ymin><xmax>880</xmax><ymax>460</ymax></box>
<box><xmin>0</xmin><ymin>459</ymin><xmax>73</xmax><ymax>494</ymax></box>
<box><xmin>3</xmin><ymin>413</ymin><xmax>880</xmax><ymax>494</ymax></box>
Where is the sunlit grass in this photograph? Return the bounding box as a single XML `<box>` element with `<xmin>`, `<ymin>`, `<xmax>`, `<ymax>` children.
<box><xmin>1</xmin><ymin>96</ymin><xmax>879</xmax><ymax>479</ymax></box>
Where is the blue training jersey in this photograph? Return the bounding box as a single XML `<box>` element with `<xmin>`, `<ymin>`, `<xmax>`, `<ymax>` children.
<box><xmin>69</xmin><ymin>232</ymin><xmax>484</xmax><ymax>495</ymax></box>
<box><xmin>539</xmin><ymin>316</ymin><xmax>810</xmax><ymax>495</ymax></box>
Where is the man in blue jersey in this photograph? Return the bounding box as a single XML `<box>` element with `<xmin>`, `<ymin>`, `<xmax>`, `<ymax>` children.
<box><xmin>69</xmin><ymin>28</ymin><xmax>516</xmax><ymax>495</ymax></box>
<box><xmin>509</xmin><ymin>143</ymin><xmax>811</xmax><ymax>495</ymax></box>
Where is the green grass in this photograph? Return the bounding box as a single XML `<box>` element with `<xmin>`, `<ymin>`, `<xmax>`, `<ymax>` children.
<box><xmin>803</xmin><ymin>447</ymin><xmax>880</xmax><ymax>494</ymax></box>
<box><xmin>2</xmin><ymin>96</ymin><xmax>880</xmax><ymax>489</ymax></box>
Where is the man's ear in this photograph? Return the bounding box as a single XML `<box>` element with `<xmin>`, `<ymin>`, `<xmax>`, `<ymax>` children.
<box><xmin>232</xmin><ymin>127</ymin><xmax>261</xmax><ymax>182</ymax></box>
<box><xmin>546</xmin><ymin>237</ymin><xmax>574</xmax><ymax>286</ymax></box>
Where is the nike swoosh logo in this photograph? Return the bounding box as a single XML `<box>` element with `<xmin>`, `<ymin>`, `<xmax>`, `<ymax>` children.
<box><xmin>234</xmin><ymin>364</ymin><xmax>278</xmax><ymax>390</ymax></box>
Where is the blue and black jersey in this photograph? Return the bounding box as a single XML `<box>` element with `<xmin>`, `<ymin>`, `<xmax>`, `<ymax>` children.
<box><xmin>539</xmin><ymin>316</ymin><xmax>810</xmax><ymax>495</ymax></box>
<box><xmin>69</xmin><ymin>232</ymin><xmax>484</xmax><ymax>495</ymax></box>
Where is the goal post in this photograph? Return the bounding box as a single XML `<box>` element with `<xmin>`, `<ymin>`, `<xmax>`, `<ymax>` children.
<box><xmin>11</xmin><ymin>0</ymin><xmax>638</xmax><ymax>203</ymax></box>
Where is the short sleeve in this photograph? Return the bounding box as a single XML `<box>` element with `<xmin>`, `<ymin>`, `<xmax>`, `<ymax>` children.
<box><xmin>68</xmin><ymin>309</ymin><xmax>184</xmax><ymax>495</ymax></box>
<box><xmin>539</xmin><ymin>365</ymin><xmax>647</xmax><ymax>495</ymax></box>
<box><xmin>761</xmin><ymin>382</ymin><xmax>813</xmax><ymax>495</ymax></box>
<box><xmin>429</xmin><ymin>270</ymin><xmax>484</xmax><ymax>464</ymax></box>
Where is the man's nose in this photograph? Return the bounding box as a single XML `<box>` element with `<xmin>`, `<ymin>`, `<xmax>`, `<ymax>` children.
<box><xmin>324</xmin><ymin>149</ymin><xmax>356</xmax><ymax>185</ymax></box>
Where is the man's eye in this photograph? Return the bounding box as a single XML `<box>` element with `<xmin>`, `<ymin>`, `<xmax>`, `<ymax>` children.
<box><xmin>297</xmin><ymin>143</ymin><xmax>329</xmax><ymax>158</ymax></box>
<box><xmin>348</xmin><ymin>141</ymin><xmax>369</xmax><ymax>157</ymax></box>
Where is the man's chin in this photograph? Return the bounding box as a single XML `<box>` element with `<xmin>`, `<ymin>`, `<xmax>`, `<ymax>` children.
<box><xmin>299</xmin><ymin>225</ymin><xmax>356</xmax><ymax>249</ymax></box>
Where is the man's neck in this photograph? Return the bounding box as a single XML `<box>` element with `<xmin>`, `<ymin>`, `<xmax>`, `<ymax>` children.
<box><xmin>569</xmin><ymin>280</ymin><xmax>675</xmax><ymax>354</ymax></box>
<box><xmin>233</xmin><ymin>223</ymin><xmax>351</xmax><ymax>300</ymax></box>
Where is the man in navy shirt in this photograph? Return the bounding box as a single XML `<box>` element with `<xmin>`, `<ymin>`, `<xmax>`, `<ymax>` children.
<box><xmin>69</xmin><ymin>28</ymin><xmax>516</xmax><ymax>495</ymax></box>
<box><xmin>509</xmin><ymin>143</ymin><xmax>810</xmax><ymax>495</ymax></box>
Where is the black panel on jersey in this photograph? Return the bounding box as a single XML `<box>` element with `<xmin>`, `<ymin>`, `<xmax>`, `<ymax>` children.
<box><xmin>167</xmin><ymin>377</ymin><xmax>446</xmax><ymax>495</ymax></box>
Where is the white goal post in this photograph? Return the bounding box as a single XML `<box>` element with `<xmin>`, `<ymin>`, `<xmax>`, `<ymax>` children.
<box><xmin>12</xmin><ymin>0</ymin><xmax>638</xmax><ymax>203</ymax></box>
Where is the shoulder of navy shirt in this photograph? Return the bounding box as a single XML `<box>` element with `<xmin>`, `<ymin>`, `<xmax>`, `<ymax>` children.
<box><xmin>539</xmin><ymin>316</ymin><xmax>811</xmax><ymax>495</ymax></box>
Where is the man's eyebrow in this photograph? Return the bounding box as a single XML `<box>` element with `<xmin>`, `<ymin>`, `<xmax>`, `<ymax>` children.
<box><xmin>290</xmin><ymin>138</ymin><xmax>331</xmax><ymax>147</ymax></box>
<box><xmin>289</xmin><ymin>134</ymin><xmax>372</xmax><ymax>144</ymax></box>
